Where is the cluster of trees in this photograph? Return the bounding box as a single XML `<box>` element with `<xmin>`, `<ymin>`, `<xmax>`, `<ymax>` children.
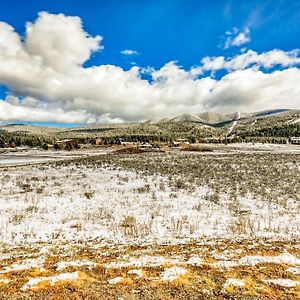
<box><xmin>0</xmin><ymin>132</ymin><xmax>54</xmax><ymax>148</ymax></box>
<box><xmin>242</xmin><ymin>124</ymin><xmax>300</xmax><ymax>138</ymax></box>
<box><xmin>0</xmin><ymin>122</ymin><xmax>299</xmax><ymax>149</ymax></box>
<box><xmin>97</xmin><ymin>122</ymin><xmax>221</xmax><ymax>143</ymax></box>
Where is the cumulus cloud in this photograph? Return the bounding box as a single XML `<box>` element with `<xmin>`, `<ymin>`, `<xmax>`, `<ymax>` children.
<box><xmin>207</xmin><ymin>68</ymin><xmax>300</xmax><ymax>112</ymax></box>
<box><xmin>0</xmin><ymin>12</ymin><xmax>299</xmax><ymax>124</ymax></box>
<box><xmin>121</xmin><ymin>49</ymin><xmax>139</xmax><ymax>55</ymax></box>
<box><xmin>201</xmin><ymin>49</ymin><xmax>300</xmax><ymax>72</ymax></box>
<box><xmin>0</xmin><ymin>96</ymin><xmax>97</xmax><ymax>124</ymax></box>
<box><xmin>26</xmin><ymin>13</ymin><xmax>102</xmax><ymax>71</ymax></box>
<box><xmin>224</xmin><ymin>27</ymin><xmax>250</xmax><ymax>49</ymax></box>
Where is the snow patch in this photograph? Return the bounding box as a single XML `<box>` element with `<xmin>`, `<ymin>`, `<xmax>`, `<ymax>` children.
<box><xmin>106</xmin><ymin>255</ymin><xmax>181</xmax><ymax>269</ymax></box>
<box><xmin>239</xmin><ymin>252</ymin><xmax>300</xmax><ymax>266</ymax></box>
<box><xmin>287</xmin><ymin>117</ymin><xmax>300</xmax><ymax>124</ymax></box>
<box><xmin>215</xmin><ymin>252</ymin><xmax>300</xmax><ymax>269</ymax></box>
<box><xmin>21</xmin><ymin>271</ymin><xmax>79</xmax><ymax>290</ymax></box>
<box><xmin>224</xmin><ymin>278</ymin><xmax>245</xmax><ymax>288</ymax></box>
<box><xmin>264</xmin><ymin>279</ymin><xmax>300</xmax><ymax>288</ymax></box>
<box><xmin>56</xmin><ymin>260</ymin><xmax>96</xmax><ymax>271</ymax></box>
<box><xmin>108</xmin><ymin>277</ymin><xmax>124</xmax><ymax>285</ymax></box>
<box><xmin>160</xmin><ymin>266</ymin><xmax>188</xmax><ymax>281</ymax></box>
<box><xmin>286</xmin><ymin>267</ymin><xmax>300</xmax><ymax>275</ymax></box>
<box><xmin>128</xmin><ymin>269</ymin><xmax>143</xmax><ymax>277</ymax></box>
<box><xmin>228</xmin><ymin>121</ymin><xmax>237</xmax><ymax>135</ymax></box>
<box><xmin>0</xmin><ymin>257</ymin><xmax>45</xmax><ymax>274</ymax></box>
<box><xmin>0</xmin><ymin>278</ymin><xmax>10</xmax><ymax>284</ymax></box>
<box><xmin>186</xmin><ymin>256</ymin><xmax>203</xmax><ymax>266</ymax></box>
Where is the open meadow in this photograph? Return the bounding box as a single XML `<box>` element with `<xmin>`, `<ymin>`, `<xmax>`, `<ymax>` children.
<box><xmin>0</xmin><ymin>145</ymin><xmax>299</xmax><ymax>299</ymax></box>
<box><xmin>1</xmin><ymin>1</ymin><xmax>300</xmax><ymax>299</ymax></box>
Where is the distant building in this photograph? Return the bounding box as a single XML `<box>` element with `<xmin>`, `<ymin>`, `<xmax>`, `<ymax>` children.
<box><xmin>3</xmin><ymin>142</ymin><xmax>15</xmax><ymax>148</ymax></box>
<box><xmin>290</xmin><ymin>137</ymin><xmax>300</xmax><ymax>144</ymax></box>
<box><xmin>171</xmin><ymin>139</ymin><xmax>190</xmax><ymax>147</ymax></box>
<box><xmin>176</xmin><ymin>139</ymin><xmax>190</xmax><ymax>144</ymax></box>
<box><xmin>138</xmin><ymin>143</ymin><xmax>152</xmax><ymax>149</ymax></box>
<box><xmin>171</xmin><ymin>141</ymin><xmax>180</xmax><ymax>147</ymax></box>
<box><xmin>94</xmin><ymin>138</ymin><xmax>104</xmax><ymax>146</ymax></box>
<box><xmin>120</xmin><ymin>141</ymin><xmax>136</xmax><ymax>146</ymax></box>
<box><xmin>54</xmin><ymin>139</ymin><xmax>79</xmax><ymax>150</ymax></box>
<box><xmin>42</xmin><ymin>143</ymin><xmax>54</xmax><ymax>150</ymax></box>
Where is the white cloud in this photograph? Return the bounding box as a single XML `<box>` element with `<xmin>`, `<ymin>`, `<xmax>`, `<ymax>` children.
<box><xmin>121</xmin><ymin>49</ymin><xmax>139</xmax><ymax>55</ymax></box>
<box><xmin>201</xmin><ymin>49</ymin><xmax>300</xmax><ymax>72</ymax></box>
<box><xmin>0</xmin><ymin>13</ymin><xmax>299</xmax><ymax>124</ymax></box>
<box><xmin>207</xmin><ymin>67</ymin><xmax>300</xmax><ymax>112</ymax></box>
<box><xmin>0</xmin><ymin>97</ymin><xmax>96</xmax><ymax>124</ymax></box>
<box><xmin>26</xmin><ymin>12</ymin><xmax>102</xmax><ymax>71</ymax></box>
<box><xmin>224</xmin><ymin>28</ymin><xmax>250</xmax><ymax>49</ymax></box>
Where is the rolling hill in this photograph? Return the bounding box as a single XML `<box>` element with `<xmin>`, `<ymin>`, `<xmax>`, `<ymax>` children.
<box><xmin>0</xmin><ymin>109</ymin><xmax>299</xmax><ymax>147</ymax></box>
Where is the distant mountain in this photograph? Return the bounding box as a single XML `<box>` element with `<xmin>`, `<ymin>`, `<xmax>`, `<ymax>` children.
<box><xmin>0</xmin><ymin>124</ymin><xmax>65</xmax><ymax>134</ymax></box>
<box><xmin>1</xmin><ymin>109</ymin><xmax>299</xmax><ymax>138</ymax></box>
<box><xmin>146</xmin><ymin>112</ymin><xmax>233</xmax><ymax>125</ymax></box>
<box><xmin>145</xmin><ymin>109</ymin><xmax>298</xmax><ymax>126</ymax></box>
<box><xmin>225</xmin><ymin>112</ymin><xmax>253</xmax><ymax>120</ymax></box>
<box><xmin>253</xmin><ymin>108</ymin><xmax>290</xmax><ymax>117</ymax></box>
<box><xmin>0</xmin><ymin>109</ymin><xmax>299</xmax><ymax>148</ymax></box>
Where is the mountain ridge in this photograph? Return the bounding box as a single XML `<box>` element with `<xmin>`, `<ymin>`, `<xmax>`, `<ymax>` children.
<box><xmin>0</xmin><ymin>108</ymin><xmax>299</xmax><ymax>135</ymax></box>
<box><xmin>145</xmin><ymin>109</ymin><xmax>295</xmax><ymax>126</ymax></box>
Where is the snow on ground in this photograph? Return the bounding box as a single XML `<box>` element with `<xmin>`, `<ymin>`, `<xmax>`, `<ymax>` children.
<box><xmin>0</xmin><ymin>164</ymin><xmax>234</xmax><ymax>246</ymax></box>
<box><xmin>108</xmin><ymin>276</ymin><xmax>125</xmax><ymax>285</ymax></box>
<box><xmin>186</xmin><ymin>256</ymin><xmax>203</xmax><ymax>266</ymax></box>
<box><xmin>0</xmin><ymin>150</ymin><xmax>299</xmax><ymax>299</ymax></box>
<box><xmin>0</xmin><ymin>153</ymin><xmax>299</xmax><ymax>248</ymax></box>
<box><xmin>105</xmin><ymin>255</ymin><xmax>182</xmax><ymax>269</ymax></box>
<box><xmin>127</xmin><ymin>269</ymin><xmax>143</xmax><ymax>277</ymax></box>
<box><xmin>0</xmin><ymin>149</ymin><xmax>108</xmax><ymax>166</ymax></box>
<box><xmin>287</xmin><ymin>117</ymin><xmax>300</xmax><ymax>125</ymax></box>
<box><xmin>225</xmin><ymin>142</ymin><xmax>300</xmax><ymax>153</ymax></box>
<box><xmin>160</xmin><ymin>266</ymin><xmax>188</xmax><ymax>281</ymax></box>
<box><xmin>223</xmin><ymin>278</ymin><xmax>245</xmax><ymax>289</ymax></box>
<box><xmin>286</xmin><ymin>267</ymin><xmax>300</xmax><ymax>275</ymax></box>
<box><xmin>105</xmin><ymin>254</ymin><xmax>204</xmax><ymax>271</ymax></box>
<box><xmin>0</xmin><ymin>257</ymin><xmax>45</xmax><ymax>274</ymax></box>
<box><xmin>21</xmin><ymin>271</ymin><xmax>80</xmax><ymax>290</ymax></box>
<box><xmin>227</xmin><ymin>121</ymin><xmax>237</xmax><ymax>135</ymax></box>
<box><xmin>251</xmin><ymin>119</ymin><xmax>257</xmax><ymax>126</ymax></box>
<box><xmin>263</xmin><ymin>279</ymin><xmax>300</xmax><ymax>288</ymax></box>
<box><xmin>292</xmin><ymin>117</ymin><xmax>300</xmax><ymax>124</ymax></box>
<box><xmin>227</xmin><ymin>111</ymin><xmax>240</xmax><ymax>135</ymax></box>
<box><xmin>0</xmin><ymin>278</ymin><xmax>10</xmax><ymax>284</ymax></box>
<box><xmin>1</xmin><ymin>240</ymin><xmax>300</xmax><ymax>298</ymax></box>
<box><xmin>239</xmin><ymin>252</ymin><xmax>300</xmax><ymax>266</ymax></box>
<box><xmin>214</xmin><ymin>252</ymin><xmax>300</xmax><ymax>269</ymax></box>
<box><xmin>56</xmin><ymin>260</ymin><xmax>96</xmax><ymax>271</ymax></box>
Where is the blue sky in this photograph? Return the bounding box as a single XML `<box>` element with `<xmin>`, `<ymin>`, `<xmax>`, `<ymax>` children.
<box><xmin>1</xmin><ymin>0</ymin><xmax>299</xmax><ymax>72</ymax></box>
<box><xmin>0</xmin><ymin>0</ymin><xmax>299</xmax><ymax>125</ymax></box>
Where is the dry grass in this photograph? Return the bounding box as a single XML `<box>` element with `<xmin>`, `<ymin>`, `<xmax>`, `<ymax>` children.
<box><xmin>1</xmin><ymin>241</ymin><xmax>300</xmax><ymax>299</ymax></box>
<box><xmin>0</xmin><ymin>150</ymin><xmax>299</xmax><ymax>299</ymax></box>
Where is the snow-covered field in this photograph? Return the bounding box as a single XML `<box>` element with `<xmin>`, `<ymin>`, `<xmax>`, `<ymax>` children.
<box><xmin>0</xmin><ymin>148</ymin><xmax>299</xmax><ymax>299</ymax></box>
<box><xmin>0</xmin><ymin>153</ymin><xmax>299</xmax><ymax>246</ymax></box>
<box><xmin>0</xmin><ymin>148</ymin><xmax>109</xmax><ymax>166</ymax></box>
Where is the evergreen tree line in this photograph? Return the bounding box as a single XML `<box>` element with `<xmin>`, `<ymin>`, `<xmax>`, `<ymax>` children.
<box><xmin>0</xmin><ymin>123</ymin><xmax>299</xmax><ymax>148</ymax></box>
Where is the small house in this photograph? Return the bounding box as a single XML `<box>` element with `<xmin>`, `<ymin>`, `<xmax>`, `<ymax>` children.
<box><xmin>120</xmin><ymin>141</ymin><xmax>136</xmax><ymax>146</ymax></box>
<box><xmin>54</xmin><ymin>139</ymin><xmax>79</xmax><ymax>150</ymax></box>
<box><xmin>94</xmin><ymin>138</ymin><xmax>104</xmax><ymax>146</ymax></box>
<box><xmin>171</xmin><ymin>141</ymin><xmax>180</xmax><ymax>147</ymax></box>
<box><xmin>171</xmin><ymin>139</ymin><xmax>192</xmax><ymax>147</ymax></box>
<box><xmin>42</xmin><ymin>143</ymin><xmax>54</xmax><ymax>150</ymax></box>
<box><xmin>138</xmin><ymin>143</ymin><xmax>152</xmax><ymax>149</ymax></box>
<box><xmin>290</xmin><ymin>137</ymin><xmax>300</xmax><ymax>145</ymax></box>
